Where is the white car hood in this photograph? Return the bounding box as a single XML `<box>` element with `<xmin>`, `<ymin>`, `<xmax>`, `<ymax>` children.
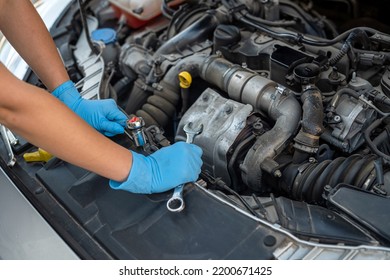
<box><xmin>0</xmin><ymin>0</ymin><xmax>72</xmax><ymax>79</ymax></box>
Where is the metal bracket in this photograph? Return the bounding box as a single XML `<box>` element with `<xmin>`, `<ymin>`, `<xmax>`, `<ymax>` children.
<box><xmin>0</xmin><ymin>124</ymin><xmax>17</xmax><ymax>167</ymax></box>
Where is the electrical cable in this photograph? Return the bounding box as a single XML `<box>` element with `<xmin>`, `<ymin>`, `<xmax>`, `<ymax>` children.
<box><xmin>161</xmin><ymin>0</ymin><xmax>175</xmax><ymax>19</ymax></box>
<box><xmin>201</xmin><ymin>171</ymin><xmax>261</xmax><ymax>218</ymax></box>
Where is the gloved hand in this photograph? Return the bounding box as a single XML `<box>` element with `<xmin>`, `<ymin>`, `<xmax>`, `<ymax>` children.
<box><xmin>52</xmin><ymin>80</ymin><xmax>127</xmax><ymax>136</ymax></box>
<box><xmin>109</xmin><ymin>141</ymin><xmax>203</xmax><ymax>194</ymax></box>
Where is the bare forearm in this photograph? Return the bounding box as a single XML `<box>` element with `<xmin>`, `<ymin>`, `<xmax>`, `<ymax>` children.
<box><xmin>0</xmin><ymin>0</ymin><xmax>69</xmax><ymax>90</ymax></box>
<box><xmin>0</xmin><ymin>0</ymin><xmax>132</xmax><ymax>182</ymax></box>
<box><xmin>0</xmin><ymin>65</ymin><xmax>131</xmax><ymax>182</ymax></box>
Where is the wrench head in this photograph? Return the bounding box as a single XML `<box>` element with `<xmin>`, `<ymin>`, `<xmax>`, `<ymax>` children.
<box><xmin>167</xmin><ymin>197</ymin><xmax>185</xmax><ymax>212</ymax></box>
<box><xmin>183</xmin><ymin>122</ymin><xmax>203</xmax><ymax>135</ymax></box>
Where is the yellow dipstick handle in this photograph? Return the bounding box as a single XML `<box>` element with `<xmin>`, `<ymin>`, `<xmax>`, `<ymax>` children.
<box><xmin>23</xmin><ymin>148</ymin><xmax>53</xmax><ymax>163</ymax></box>
<box><xmin>178</xmin><ymin>71</ymin><xmax>192</xmax><ymax>89</ymax></box>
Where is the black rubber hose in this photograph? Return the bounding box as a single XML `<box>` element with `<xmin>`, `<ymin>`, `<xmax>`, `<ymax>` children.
<box><xmin>301</xmin><ymin>87</ymin><xmax>325</xmax><ymax>136</ymax></box>
<box><xmin>113</xmin><ymin>76</ymin><xmax>135</xmax><ymax>99</ymax></box>
<box><xmin>283</xmin><ymin>154</ymin><xmax>377</xmax><ymax>203</ymax></box>
<box><xmin>155</xmin><ymin>9</ymin><xmax>228</xmax><ymax>56</ymax></box>
<box><xmin>293</xmin><ymin>86</ymin><xmax>324</xmax><ymax>162</ymax></box>
<box><xmin>137</xmin><ymin>53</ymin><xmax>208</xmax><ymax>127</ymax></box>
<box><xmin>136</xmin><ymin>80</ymin><xmax>180</xmax><ymax>126</ymax></box>
<box><xmin>138</xmin><ymin>103</ymin><xmax>170</xmax><ymax>126</ymax></box>
<box><xmin>364</xmin><ymin>117</ymin><xmax>390</xmax><ymax>163</ymax></box>
<box><xmin>374</xmin><ymin>158</ymin><xmax>385</xmax><ymax>186</ymax></box>
<box><xmin>124</xmin><ymin>79</ymin><xmax>152</xmax><ymax>115</ymax></box>
<box><xmin>227</xmin><ymin>134</ymin><xmax>256</xmax><ymax>189</ymax></box>
<box><xmin>329</xmin><ymin>87</ymin><xmax>360</xmax><ymax>110</ymax></box>
<box><xmin>147</xmin><ymin>95</ymin><xmax>177</xmax><ymax>117</ymax></box>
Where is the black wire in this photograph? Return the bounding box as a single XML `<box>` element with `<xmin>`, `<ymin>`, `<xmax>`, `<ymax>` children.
<box><xmin>218</xmin><ymin>181</ymin><xmax>262</xmax><ymax>218</ymax></box>
<box><xmin>222</xmin><ymin>0</ymin><xmax>387</xmax><ymax>47</ymax></box>
<box><xmin>245</xmin><ymin>13</ymin><xmax>296</xmax><ymax>27</ymax></box>
<box><xmin>161</xmin><ymin>0</ymin><xmax>174</xmax><ymax>19</ymax></box>
<box><xmin>237</xmin><ymin>11</ymin><xmax>385</xmax><ymax>47</ymax></box>
<box><xmin>202</xmin><ymin>171</ymin><xmax>261</xmax><ymax>218</ymax></box>
<box><xmin>165</xmin><ymin>0</ymin><xmax>176</xmax><ymax>11</ymax></box>
<box><xmin>278</xmin><ymin>0</ymin><xmax>325</xmax><ymax>36</ymax></box>
<box><xmin>251</xmin><ymin>193</ymin><xmax>268</xmax><ymax>218</ymax></box>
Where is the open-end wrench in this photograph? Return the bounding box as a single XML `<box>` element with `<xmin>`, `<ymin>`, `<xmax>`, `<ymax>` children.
<box><xmin>167</xmin><ymin>122</ymin><xmax>203</xmax><ymax>212</ymax></box>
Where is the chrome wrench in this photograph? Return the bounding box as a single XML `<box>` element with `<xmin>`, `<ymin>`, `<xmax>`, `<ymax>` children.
<box><xmin>166</xmin><ymin>122</ymin><xmax>203</xmax><ymax>212</ymax></box>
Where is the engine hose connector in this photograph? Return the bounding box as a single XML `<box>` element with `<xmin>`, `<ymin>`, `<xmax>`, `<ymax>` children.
<box><xmin>293</xmin><ymin>85</ymin><xmax>325</xmax><ymax>158</ymax></box>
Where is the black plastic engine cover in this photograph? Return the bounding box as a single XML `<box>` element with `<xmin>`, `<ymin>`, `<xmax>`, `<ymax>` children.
<box><xmin>36</xmin><ymin>160</ymin><xmax>285</xmax><ymax>259</ymax></box>
<box><xmin>327</xmin><ymin>184</ymin><xmax>390</xmax><ymax>245</ymax></box>
<box><xmin>274</xmin><ymin>196</ymin><xmax>376</xmax><ymax>245</ymax></box>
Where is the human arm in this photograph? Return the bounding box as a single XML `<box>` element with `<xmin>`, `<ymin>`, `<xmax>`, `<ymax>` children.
<box><xmin>0</xmin><ymin>0</ymin><xmax>127</xmax><ymax>136</ymax></box>
<box><xmin>0</xmin><ymin>0</ymin><xmax>68</xmax><ymax>91</ymax></box>
<box><xmin>0</xmin><ymin>63</ymin><xmax>203</xmax><ymax>193</ymax></box>
<box><xmin>0</xmin><ymin>0</ymin><xmax>203</xmax><ymax>193</ymax></box>
<box><xmin>0</xmin><ymin>62</ymin><xmax>132</xmax><ymax>182</ymax></box>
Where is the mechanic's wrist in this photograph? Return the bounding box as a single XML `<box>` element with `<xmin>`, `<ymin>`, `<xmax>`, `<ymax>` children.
<box><xmin>109</xmin><ymin>151</ymin><xmax>153</xmax><ymax>194</ymax></box>
<box><xmin>51</xmin><ymin>80</ymin><xmax>82</xmax><ymax>110</ymax></box>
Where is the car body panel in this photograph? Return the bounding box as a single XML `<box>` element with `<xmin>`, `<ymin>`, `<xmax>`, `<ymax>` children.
<box><xmin>0</xmin><ymin>168</ymin><xmax>79</xmax><ymax>259</ymax></box>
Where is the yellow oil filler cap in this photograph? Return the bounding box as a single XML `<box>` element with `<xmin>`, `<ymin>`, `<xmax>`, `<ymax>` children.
<box><xmin>178</xmin><ymin>71</ymin><xmax>192</xmax><ymax>89</ymax></box>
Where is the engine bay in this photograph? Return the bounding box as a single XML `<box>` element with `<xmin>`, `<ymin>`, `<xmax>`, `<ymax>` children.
<box><xmin>3</xmin><ymin>0</ymin><xmax>390</xmax><ymax>259</ymax></box>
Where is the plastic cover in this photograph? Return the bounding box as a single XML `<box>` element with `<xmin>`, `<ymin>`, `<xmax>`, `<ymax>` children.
<box><xmin>108</xmin><ymin>0</ymin><xmax>184</xmax><ymax>28</ymax></box>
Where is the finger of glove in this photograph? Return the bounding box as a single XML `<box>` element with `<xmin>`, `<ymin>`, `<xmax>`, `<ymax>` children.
<box><xmin>184</xmin><ymin>148</ymin><xmax>203</xmax><ymax>181</ymax></box>
<box><xmin>185</xmin><ymin>145</ymin><xmax>203</xmax><ymax>171</ymax></box>
<box><xmin>187</xmin><ymin>143</ymin><xmax>203</xmax><ymax>157</ymax></box>
<box><xmin>185</xmin><ymin>157</ymin><xmax>202</xmax><ymax>182</ymax></box>
<box><xmin>103</xmin><ymin>100</ymin><xmax>128</xmax><ymax>126</ymax></box>
<box><xmin>73</xmin><ymin>100</ymin><xmax>123</xmax><ymax>136</ymax></box>
<box><xmin>100</xmin><ymin>120</ymin><xmax>125</xmax><ymax>136</ymax></box>
<box><xmin>148</xmin><ymin>150</ymin><xmax>184</xmax><ymax>187</ymax></box>
<box><xmin>171</xmin><ymin>142</ymin><xmax>203</xmax><ymax>164</ymax></box>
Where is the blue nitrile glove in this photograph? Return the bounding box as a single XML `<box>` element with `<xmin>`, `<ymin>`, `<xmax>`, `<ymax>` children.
<box><xmin>109</xmin><ymin>141</ymin><xmax>203</xmax><ymax>194</ymax></box>
<box><xmin>52</xmin><ymin>80</ymin><xmax>127</xmax><ymax>136</ymax></box>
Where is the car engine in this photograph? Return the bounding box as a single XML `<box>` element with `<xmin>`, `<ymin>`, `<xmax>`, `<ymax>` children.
<box><xmin>11</xmin><ymin>0</ymin><xmax>390</xmax><ymax>257</ymax></box>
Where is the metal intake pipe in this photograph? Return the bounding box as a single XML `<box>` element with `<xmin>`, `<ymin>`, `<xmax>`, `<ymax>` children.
<box><xmin>200</xmin><ymin>56</ymin><xmax>302</xmax><ymax>191</ymax></box>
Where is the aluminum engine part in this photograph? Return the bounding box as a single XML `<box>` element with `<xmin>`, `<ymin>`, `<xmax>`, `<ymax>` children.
<box><xmin>175</xmin><ymin>88</ymin><xmax>253</xmax><ymax>186</ymax></box>
<box><xmin>200</xmin><ymin>56</ymin><xmax>302</xmax><ymax>191</ymax></box>
<box><xmin>325</xmin><ymin>93</ymin><xmax>377</xmax><ymax>153</ymax></box>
